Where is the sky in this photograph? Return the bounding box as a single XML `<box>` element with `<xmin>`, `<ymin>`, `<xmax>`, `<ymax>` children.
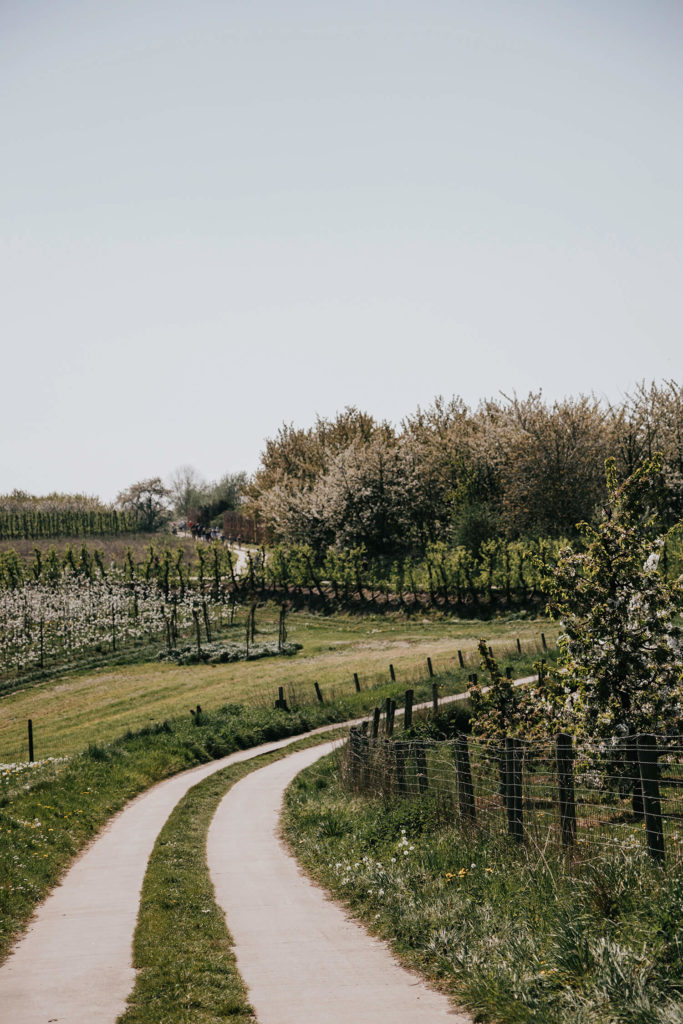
<box><xmin>1</xmin><ymin>0</ymin><xmax>681</xmax><ymax>501</ymax></box>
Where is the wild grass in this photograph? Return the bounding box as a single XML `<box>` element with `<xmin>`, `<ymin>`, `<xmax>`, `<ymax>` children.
<box><xmin>0</xmin><ymin>701</ymin><xmax>351</xmax><ymax>964</ymax></box>
<box><xmin>0</xmin><ymin>607</ymin><xmax>555</xmax><ymax>761</ymax></box>
<box><xmin>283</xmin><ymin>754</ymin><xmax>683</xmax><ymax>1024</ymax></box>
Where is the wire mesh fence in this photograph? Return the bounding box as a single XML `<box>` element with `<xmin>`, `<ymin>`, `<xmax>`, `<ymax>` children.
<box><xmin>0</xmin><ymin>631</ymin><xmax>552</xmax><ymax>764</ymax></box>
<box><xmin>270</xmin><ymin>631</ymin><xmax>551</xmax><ymax>712</ymax></box>
<box><xmin>343</xmin><ymin>711</ymin><xmax>683</xmax><ymax>865</ymax></box>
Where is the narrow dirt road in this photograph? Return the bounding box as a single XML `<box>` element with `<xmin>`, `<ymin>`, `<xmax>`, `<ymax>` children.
<box><xmin>207</xmin><ymin>742</ymin><xmax>469</xmax><ymax>1024</ymax></box>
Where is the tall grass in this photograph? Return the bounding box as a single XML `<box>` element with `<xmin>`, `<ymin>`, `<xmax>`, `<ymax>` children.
<box><xmin>283</xmin><ymin>754</ymin><xmax>683</xmax><ymax>1024</ymax></box>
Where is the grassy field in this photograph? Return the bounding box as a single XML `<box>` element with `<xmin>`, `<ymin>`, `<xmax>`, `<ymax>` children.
<box><xmin>0</xmin><ymin>606</ymin><xmax>556</xmax><ymax>762</ymax></box>
<box><xmin>0</xmin><ymin>532</ymin><xmax>195</xmax><ymax>561</ymax></box>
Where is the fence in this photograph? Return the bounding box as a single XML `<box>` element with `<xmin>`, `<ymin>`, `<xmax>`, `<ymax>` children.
<box><xmin>0</xmin><ymin>632</ymin><xmax>551</xmax><ymax>764</ymax></box>
<box><xmin>344</xmin><ymin>705</ymin><xmax>683</xmax><ymax>865</ymax></box>
<box><xmin>260</xmin><ymin>631</ymin><xmax>550</xmax><ymax>712</ymax></box>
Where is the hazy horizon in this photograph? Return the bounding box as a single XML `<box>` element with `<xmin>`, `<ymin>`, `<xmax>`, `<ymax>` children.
<box><xmin>1</xmin><ymin>1</ymin><xmax>681</xmax><ymax>501</ymax></box>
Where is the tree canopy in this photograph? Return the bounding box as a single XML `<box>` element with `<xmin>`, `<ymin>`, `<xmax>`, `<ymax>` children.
<box><xmin>246</xmin><ymin>382</ymin><xmax>682</xmax><ymax>558</ymax></box>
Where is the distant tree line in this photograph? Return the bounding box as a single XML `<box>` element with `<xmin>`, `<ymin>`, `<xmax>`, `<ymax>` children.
<box><xmin>246</xmin><ymin>381</ymin><xmax>682</xmax><ymax>558</ymax></box>
<box><xmin>0</xmin><ymin>492</ymin><xmax>139</xmax><ymax>540</ymax></box>
<box><xmin>168</xmin><ymin>467</ymin><xmax>247</xmax><ymax>525</ymax></box>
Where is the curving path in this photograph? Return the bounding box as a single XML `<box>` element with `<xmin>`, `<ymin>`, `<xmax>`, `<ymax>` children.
<box><xmin>208</xmin><ymin>742</ymin><xmax>469</xmax><ymax>1023</ymax></box>
<box><xmin>0</xmin><ymin>680</ymin><xmax>531</xmax><ymax>1022</ymax></box>
<box><xmin>0</xmin><ymin>730</ymin><xmax>340</xmax><ymax>1024</ymax></box>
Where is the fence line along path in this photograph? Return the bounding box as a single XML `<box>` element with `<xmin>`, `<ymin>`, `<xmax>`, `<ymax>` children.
<box><xmin>207</xmin><ymin>741</ymin><xmax>469</xmax><ymax>1024</ymax></box>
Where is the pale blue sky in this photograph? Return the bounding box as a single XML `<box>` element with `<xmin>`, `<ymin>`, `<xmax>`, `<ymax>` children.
<box><xmin>1</xmin><ymin>1</ymin><xmax>681</xmax><ymax>500</ymax></box>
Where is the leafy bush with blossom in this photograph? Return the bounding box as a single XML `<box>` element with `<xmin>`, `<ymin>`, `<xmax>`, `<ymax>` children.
<box><xmin>470</xmin><ymin>456</ymin><xmax>682</xmax><ymax>740</ymax></box>
<box><xmin>545</xmin><ymin>455</ymin><xmax>682</xmax><ymax>737</ymax></box>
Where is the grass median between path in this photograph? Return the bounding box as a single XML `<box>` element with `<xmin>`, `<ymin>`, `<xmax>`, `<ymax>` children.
<box><xmin>118</xmin><ymin>729</ymin><xmax>345</xmax><ymax>1024</ymax></box>
<box><xmin>0</xmin><ymin>653</ymin><xmax>508</xmax><ymax>965</ymax></box>
<box><xmin>283</xmin><ymin>754</ymin><xmax>683</xmax><ymax>1024</ymax></box>
<box><xmin>0</xmin><ymin>700</ymin><xmax>357</xmax><ymax>964</ymax></box>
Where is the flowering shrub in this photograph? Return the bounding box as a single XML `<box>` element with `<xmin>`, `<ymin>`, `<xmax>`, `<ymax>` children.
<box><xmin>469</xmin><ymin>456</ymin><xmax>682</xmax><ymax>740</ymax></box>
<box><xmin>546</xmin><ymin>456</ymin><xmax>683</xmax><ymax>737</ymax></box>
<box><xmin>157</xmin><ymin>640</ymin><xmax>302</xmax><ymax>665</ymax></box>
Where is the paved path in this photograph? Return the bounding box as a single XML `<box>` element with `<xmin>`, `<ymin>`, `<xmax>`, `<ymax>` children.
<box><xmin>0</xmin><ymin>732</ymin><xmax>338</xmax><ymax>1024</ymax></box>
<box><xmin>208</xmin><ymin>742</ymin><xmax>469</xmax><ymax>1023</ymax></box>
<box><xmin>0</xmin><ymin>678</ymin><xmax>531</xmax><ymax>1022</ymax></box>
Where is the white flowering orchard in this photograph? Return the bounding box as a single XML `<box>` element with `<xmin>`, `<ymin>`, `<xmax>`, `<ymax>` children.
<box><xmin>0</xmin><ymin>572</ymin><xmax>215</xmax><ymax>674</ymax></box>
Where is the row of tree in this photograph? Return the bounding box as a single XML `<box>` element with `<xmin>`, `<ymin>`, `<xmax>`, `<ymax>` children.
<box><xmin>247</xmin><ymin>381</ymin><xmax>682</xmax><ymax>557</ymax></box>
<box><xmin>0</xmin><ymin>466</ymin><xmax>249</xmax><ymax>540</ymax></box>
<box><xmin>0</xmin><ymin>508</ymin><xmax>139</xmax><ymax>541</ymax></box>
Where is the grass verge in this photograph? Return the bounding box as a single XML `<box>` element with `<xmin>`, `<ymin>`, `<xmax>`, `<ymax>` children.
<box><xmin>0</xmin><ymin>701</ymin><xmax>355</xmax><ymax>964</ymax></box>
<box><xmin>118</xmin><ymin>729</ymin><xmax>345</xmax><ymax>1024</ymax></box>
<box><xmin>0</xmin><ymin>613</ymin><xmax>554</xmax><ymax>761</ymax></box>
<box><xmin>0</xmin><ymin>655</ymin><xmax>503</xmax><ymax>966</ymax></box>
<box><xmin>283</xmin><ymin>753</ymin><xmax>683</xmax><ymax>1024</ymax></box>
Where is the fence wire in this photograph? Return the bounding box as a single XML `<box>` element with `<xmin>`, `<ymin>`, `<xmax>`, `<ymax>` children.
<box><xmin>343</xmin><ymin>722</ymin><xmax>683</xmax><ymax>864</ymax></box>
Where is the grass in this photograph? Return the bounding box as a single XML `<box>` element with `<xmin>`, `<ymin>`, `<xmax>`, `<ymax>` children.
<box><xmin>0</xmin><ymin>605</ymin><xmax>556</xmax><ymax>761</ymax></box>
<box><xmin>0</xmin><ymin>532</ymin><xmax>196</xmax><ymax>562</ymax></box>
<box><xmin>283</xmin><ymin>753</ymin><xmax>683</xmax><ymax>1024</ymax></box>
<box><xmin>0</xmin><ymin>700</ymin><xmax>355</xmax><ymax>965</ymax></box>
<box><xmin>118</xmin><ymin>728</ymin><xmax>345</xmax><ymax>1024</ymax></box>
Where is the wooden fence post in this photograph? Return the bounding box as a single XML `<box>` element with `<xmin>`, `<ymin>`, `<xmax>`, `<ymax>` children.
<box><xmin>505</xmin><ymin>737</ymin><xmax>524</xmax><ymax>842</ymax></box>
<box><xmin>432</xmin><ymin>682</ymin><xmax>439</xmax><ymax>713</ymax></box>
<box><xmin>353</xmin><ymin>672</ymin><xmax>361</xmax><ymax>693</ymax></box>
<box><xmin>454</xmin><ymin>735</ymin><xmax>476</xmax><ymax>822</ymax></box>
<box><xmin>274</xmin><ymin>686</ymin><xmax>289</xmax><ymax>711</ymax></box>
<box><xmin>371</xmin><ymin>707</ymin><xmax>381</xmax><ymax>739</ymax></box>
<box><xmin>555</xmin><ymin>733</ymin><xmax>576</xmax><ymax>847</ymax></box>
<box><xmin>505</xmin><ymin>666</ymin><xmax>512</xmax><ymax>679</ymax></box>
<box><xmin>28</xmin><ymin>719</ymin><xmax>34</xmax><ymax>763</ymax></box>
<box><xmin>389</xmin><ymin>663</ymin><xmax>396</xmax><ymax>681</ymax></box>
<box><xmin>458</xmin><ymin>650</ymin><xmax>464</xmax><ymax>668</ymax></box>
<box><xmin>403</xmin><ymin>689</ymin><xmax>414</xmax><ymax>730</ymax></box>
<box><xmin>385</xmin><ymin>699</ymin><xmax>395</xmax><ymax>737</ymax></box>
<box><xmin>415</xmin><ymin>740</ymin><xmax>429</xmax><ymax>794</ymax></box>
<box><xmin>516</xmin><ymin>638</ymin><xmax>522</xmax><ymax>654</ymax></box>
<box><xmin>636</xmin><ymin>734</ymin><xmax>665</xmax><ymax>862</ymax></box>
<box><xmin>314</xmin><ymin>681</ymin><xmax>324</xmax><ymax>704</ymax></box>
<box><xmin>541</xmin><ymin>633</ymin><xmax>547</xmax><ymax>651</ymax></box>
<box><xmin>427</xmin><ymin>657</ymin><xmax>434</xmax><ymax>678</ymax></box>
